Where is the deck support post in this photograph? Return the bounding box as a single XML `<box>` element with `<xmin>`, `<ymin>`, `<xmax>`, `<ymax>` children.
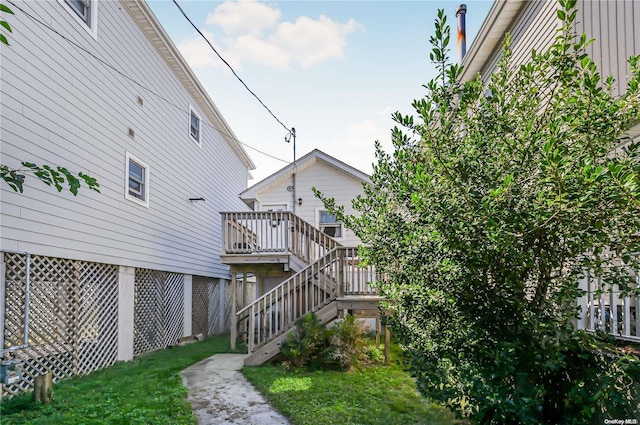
<box><xmin>383</xmin><ymin>324</ymin><xmax>391</xmax><ymax>365</ymax></box>
<box><xmin>230</xmin><ymin>273</ymin><xmax>237</xmax><ymax>350</ymax></box>
<box><xmin>242</xmin><ymin>272</ymin><xmax>248</xmax><ymax>307</ymax></box>
<box><xmin>257</xmin><ymin>275</ymin><xmax>264</xmax><ymax>297</ymax></box>
<box><xmin>375</xmin><ymin>317</ymin><xmax>381</xmax><ymax>348</ymax></box>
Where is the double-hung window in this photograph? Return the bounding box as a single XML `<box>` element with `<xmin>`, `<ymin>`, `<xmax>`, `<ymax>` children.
<box><xmin>125</xmin><ymin>152</ymin><xmax>150</xmax><ymax>207</ymax></box>
<box><xmin>319</xmin><ymin>210</ymin><xmax>342</xmax><ymax>238</ymax></box>
<box><xmin>189</xmin><ymin>106</ymin><xmax>201</xmax><ymax>146</ymax></box>
<box><xmin>60</xmin><ymin>0</ymin><xmax>97</xmax><ymax>37</ymax></box>
<box><xmin>66</xmin><ymin>0</ymin><xmax>91</xmax><ymax>26</ymax></box>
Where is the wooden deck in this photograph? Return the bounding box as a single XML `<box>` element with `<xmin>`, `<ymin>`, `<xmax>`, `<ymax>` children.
<box><xmin>221</xmin><ymin>212</ymin><xmax>386</xmax><ymax>365</ymax></box>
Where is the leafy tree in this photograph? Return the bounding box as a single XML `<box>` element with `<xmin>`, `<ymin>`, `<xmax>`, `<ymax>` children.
<box><xmin>1</xmin><ymin>2</ymin><xmax>99</xmax><ymax>195</ymax></box>
<box><xmin>1</xmin><ymin>1</ymin><xmax>13</xmax><ymax>45</ymax></box>
<box><xmin>1</xmin><ymin>163</ymin><xmax>99</xmax><ymax>196</ymax></box>
<box><xmin>316</xmin><ymin>0</ymin><xmax>640</xmax><ymax>422</ymax></box>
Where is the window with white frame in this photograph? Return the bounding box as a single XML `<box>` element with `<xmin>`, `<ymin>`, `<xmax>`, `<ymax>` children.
<box><xmin>59</xmin><ymin>0</ymin><xmax>97</xmax><ymax>37</ymax></box>
<box><xmin>189</xmin><ymin>106</ymin><xmax>201</xmax><ymax>146</ymax></box>
<box><xmin>319</xmin><ymin>210</ymin><xmax>343</xmax><ymax>238</ymax></box>
<box><xmin>125</xmin><ymin>152</ymin><xmax>149</xmax><ymax>207</ymax></box>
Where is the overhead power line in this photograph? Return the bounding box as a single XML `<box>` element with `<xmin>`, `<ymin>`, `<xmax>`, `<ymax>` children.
<box><xmin>172</xmin><ymin>0</ymin><xmax>292</xmax><ymax>134</ymax></box>
<box><xmin>5</xmin><ymin>0</ymin><xmax>290</xmax><ymax>164</ymax></box>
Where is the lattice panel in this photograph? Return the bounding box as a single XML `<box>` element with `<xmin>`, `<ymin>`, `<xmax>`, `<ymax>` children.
<box><xmin>209</xmin><ymin>280</ymin><xmax>223</xmax><ymax>334</ymax></box>
<box><xmin>192</xmin><ymin>276</ymin><xmax>210</xmax><ymax>337</ymax></box>
<box><xmin>134</xmin><ymin>269</ymin><xmax>164</xmax><ymax>355</ymax></box>
<box><xmin>133</xmin><ymin>270</ymin><xmax>185</xmax><ymax>355</ymax></box>
<box><xmin>224</xmin><ymin>279</ymin><xmax>233</xmax><ymax>333</ymax></box>
<box><xmin>2</xmin><ymin>253</ymin><xmax>118</xmax><ymax>398</ymax></box>
<box><xmin>76</xmin><ymin>262</ymin><xmax>119</xmax><ymax>375</ymax></box>
<box><xmin>3</xmin><ymin>253</ymin><xmax>27</xmax><ymax>350</ymax></box>
<box><xmin>164</xmin><ymin>273</ymin><xmax>184</xmax><ymax>347</ymax></box>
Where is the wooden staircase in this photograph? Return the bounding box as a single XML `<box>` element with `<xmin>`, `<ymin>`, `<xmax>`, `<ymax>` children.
<box><xmin>237</xmin><ymin>247</ymin><xmax>382</xmax><ymax>366</ymax></box>
<box><xmin>220</xmin><ymin>212</ymin><xmax>384</xmax><ymax>366</ymax></box>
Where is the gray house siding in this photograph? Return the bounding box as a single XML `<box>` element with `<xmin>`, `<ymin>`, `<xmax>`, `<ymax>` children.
<box><xmin>577</xmin><ymin>0</ymin><xmax>640</xmax><ymax>98</ymax></box>
<box><xmin>475</xmin><ymin>1</ymin><xmax>559</xmax><ymax>78</ymax></box>
<box><xmin>0</xmin><ymin>0</ymin><xmax>250</xmax><ymax>278</ymax></box>
<box><xmin>464</xmin><ymin>0</ymin><xmax>639</xmax><ymax>96</ymax></box>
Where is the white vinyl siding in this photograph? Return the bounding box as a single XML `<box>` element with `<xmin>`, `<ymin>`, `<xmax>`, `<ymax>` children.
<box><xmin>0</xmin><ymin>1</ymin><xmax>250</xmax><ymax>278</ymax></box>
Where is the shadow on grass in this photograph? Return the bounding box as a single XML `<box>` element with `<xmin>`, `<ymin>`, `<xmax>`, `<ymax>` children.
<box><xmin>1</xmin><ymin>334</ymin><xmax>242</xmax><ymax>425</ymax></box>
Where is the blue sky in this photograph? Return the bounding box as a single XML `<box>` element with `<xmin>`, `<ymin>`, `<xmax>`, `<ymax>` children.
<box><xmin>147</xmin><ymin>0</ymin><xmax>493</xmax><ymax>182</ymax></box>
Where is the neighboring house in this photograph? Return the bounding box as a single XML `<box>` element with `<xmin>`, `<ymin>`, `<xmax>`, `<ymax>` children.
<box><xmin>459</xmin><ymin>0</ymin><xmax>640</xmax><ymax>340</ymax></box>
<box><xmin>221</xmin><ymin>150</ymin><xmax>384</xmax><ymax>365</ymax></box>
<box><xmin>240</xmin><ymin>149</ymin><xmax>371</xmax><ymax>248</ymax></box>
<box><xmin>0</xmin><ymin>0</ymin><xmax>254</xmax><ymax>396</ymax></box>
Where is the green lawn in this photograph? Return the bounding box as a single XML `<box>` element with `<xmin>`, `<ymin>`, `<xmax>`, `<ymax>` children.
<box><xmin>2</xmin><ymin>335</ymin><xmax>466</xmax><ymax>425</ymax></box>
<box><xmin>0</xmin><ymin>335</ymin><xmax>238</xmax><ymax>425</ymax></box>
<box><xmin>242</xmin><ymin>345</ymin><xmax>468</xmax><ymax>425</ymax></box>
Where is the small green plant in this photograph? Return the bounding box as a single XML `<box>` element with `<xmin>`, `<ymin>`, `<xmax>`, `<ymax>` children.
<box><xmin>329</xmin><ymin>315</ymin><xmax>372</xmax><ymax>371</ymax></box>
<box><xmin>280</xmin><ymin>313</ymin><xmax>331</xmax><ymax>368</ymax></box>
<box><xmin>365</xmin><ymin>345</ymin><xmax>384</xmax><ymax>363</ymax></box>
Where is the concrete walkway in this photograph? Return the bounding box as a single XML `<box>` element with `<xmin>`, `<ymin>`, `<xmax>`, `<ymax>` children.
<box><xmin>180</xmin><ymin>353</ymin><xmax>290</xmax><ymax>425</ymax></box>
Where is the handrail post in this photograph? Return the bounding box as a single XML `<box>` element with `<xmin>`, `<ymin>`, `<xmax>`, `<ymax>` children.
<box><xmin>338</xmin><ymin>248</ymin><xmax>345</xmax><ymax>298</ymax></box>
<box><xmin>230</xmin><ymin>273</ymin><xmax>237</xmax><ymax>350</ymax></box>
<box><xmin>249</xmin><ymin>304</ymin><xmax>255</xmax><ymax>353</ymax></box>
<box><xmin>221</xmin><ymin>213</ymin><xmax>227</xmax><ymax>254</ymax></box>
<box><xmin>285</xmin><ymin>212</ymin><xmax>290</xmax><ymax>254</ymax></box>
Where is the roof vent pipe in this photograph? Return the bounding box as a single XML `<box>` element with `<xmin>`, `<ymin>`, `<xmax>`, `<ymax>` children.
<box><xmin>456</xmin><ymin>4</ymin><xmax>467</xmax><ymax>64</ymax></box>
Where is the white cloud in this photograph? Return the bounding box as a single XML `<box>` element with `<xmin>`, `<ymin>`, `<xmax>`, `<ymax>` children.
<box><xmin>206</xmin><ymin>0</ymin><xmax>281</xmax><ymax>36</ymax></box>
<box><xmin>325</xmin><ymin>120</ymin><xmax>392</xmax><ymax>175</ymax></box>
<box><xmin>177</xmin><ymin>30</ymin><xmax>243</xmax><ymax>70</ymax></box>
<box><xmin>273</xmin><ymin>16</ymin><xmax>360</xmax><ymax>68</ymax></box>
<box><xmin>179</xmin><ymin>0</ymin><xmax>361</xmax><ymax>70</ymax></box>
<box><xmin>229</xmin><ymin>34</ymin><xmax>290</xmax><ymax>70</ymax></box>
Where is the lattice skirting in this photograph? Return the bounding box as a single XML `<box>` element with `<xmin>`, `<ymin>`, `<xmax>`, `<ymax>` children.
<box><xmin>1</xmin><ymin>253</ymin><xmax>119</xmax><ymax>398</ymax></box>
<box><xmin>191</xmin><ymin>277</ymin><xmax>236</xmax><ymax>336</ymax></box>
<box><xmin>133</xmin><ymin>270</ymin><xmax>185</xmax><ymax>356</ymax></box>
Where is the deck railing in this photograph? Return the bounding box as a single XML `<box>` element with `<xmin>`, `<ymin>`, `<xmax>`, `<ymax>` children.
<box><xmin>221</xmin><ymin>211</ymin><xmax>339</xmax><ymax>263</ymax></box>
<box><xmin>577</xmin><ymin>266</ymin><xmax>640</xmax><ymax>341</ymax></box>
<box><xmin>236</xmin><ymin>247</ymin><xmax>382</xmax><ymax>353</ymax></box>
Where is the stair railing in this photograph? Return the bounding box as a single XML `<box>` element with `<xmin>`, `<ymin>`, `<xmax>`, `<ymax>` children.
<box><xmin>237</xmin><ymin>247</ymin><xmax>345</xmax><ymax>353</ymax></box>
<box><xmin>236</xmin><ymin>247</ymin><xmax>383</xmax><ymax>353</ymax></box>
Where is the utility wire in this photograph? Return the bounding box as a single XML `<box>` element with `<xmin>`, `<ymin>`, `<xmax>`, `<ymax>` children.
<box><xmin>6</xmin><ymin>0</ymin><xmax>290</xmax><ymax>164</ymax></box>
<box><xmin>172</xmin><ymin>0</ymin><xmax>292</xmax><ymax>134</ymax></box>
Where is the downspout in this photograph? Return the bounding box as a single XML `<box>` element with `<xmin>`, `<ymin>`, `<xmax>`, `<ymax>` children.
<box><xmin>289</xmin><ymin>128</ymin><xmax>297</xmax><ymax>214</ymax></box>
<box><xmin>456</xmin><ymin>4</ymin><xmax>467</xmax><ymax>64</ymax></box>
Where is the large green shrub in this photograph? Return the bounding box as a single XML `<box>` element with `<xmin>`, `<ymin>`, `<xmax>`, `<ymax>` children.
<box><xmin>280</xmin><ymin>313</ymin><xmax>382</xmax><ymax>371</ymax></box>
<box><xmin>316</xmin><ymin>0</ymin><xmax>640</xmax><ymax>422</ymax></box>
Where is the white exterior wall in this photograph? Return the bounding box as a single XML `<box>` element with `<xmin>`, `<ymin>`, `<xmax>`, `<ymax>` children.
<box><xmin>470</xmin><ymin>0</ymin><xmax>639</xmax><ymax>96</ymax></box>
<box><xmin>255</xmin><ymin>161</ymin><xmax>365</xmax><ymax>247</ymax></box>
<box><xmin>0</xmin><ymin>1</ymin><xmax>250</xmax><ymax>278</ymax></box>
<box><xmin>577</xmin><ymin>0</ymin><xmax>640</xmax><ymax>99</ymax></box>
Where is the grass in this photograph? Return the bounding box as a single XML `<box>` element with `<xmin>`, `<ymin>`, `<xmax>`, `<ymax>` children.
<box><xmin>0</xmin><ymin>334</ymin><xmax>238</xmax><ymax>425</ymax></box>
<box><xmin>2</xmin><ymin>335</ymin><xmax>468</xmax><ymax>425</ymax></box>
<box><xmin>242</xmin><ymin>343</ymin><xmax>469</xmax><ymax>425</ymax></box>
